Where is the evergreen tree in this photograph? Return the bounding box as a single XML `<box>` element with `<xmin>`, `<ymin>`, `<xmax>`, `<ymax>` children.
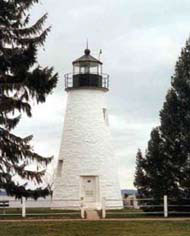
<box><xmin>134</xmin><ymin>38</ymin><xmax>190</xmax><ymax>201</ymax></box>
<box><xmin>134</xmin><ymin>149</ymin><xmax>148</xmax><ymax>197</ymax></box>
<box><xmin>0</xmin><ymin>0</ymin><xmax>58</xmax><ymax>198</ymax></box>
<box><xmin>135</xmin><ymin>128</ymin><xmax>172</xmax><ymax>199</ymax></box>
<box><xmin>159</xmin><ymin>39</ymin><xmax>190</xmax><ymax>199</ymax></box>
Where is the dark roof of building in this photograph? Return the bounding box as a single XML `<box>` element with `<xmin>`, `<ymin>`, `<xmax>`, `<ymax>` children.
<box><xmin>72</xmin><ymin>49</ymin><xmax>102</xmax><ymax>65</ymax></box>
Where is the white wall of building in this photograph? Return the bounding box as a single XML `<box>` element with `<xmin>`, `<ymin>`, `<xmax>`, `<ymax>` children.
<box><xmin>52</xmin><ymin>88</ymin><xmax>123</xmax><ymax>209</ymax></box>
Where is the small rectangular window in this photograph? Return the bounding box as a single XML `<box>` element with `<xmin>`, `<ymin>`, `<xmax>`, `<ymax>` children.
<box><xmin>57</xmin><ymin>160</ymin><xmax>63</xmax><ymax>177</ymax></box>
<box><xmin>103</xmin><ymin>108</ymin><xmax>109</xmax><ymax>126</ymax></box>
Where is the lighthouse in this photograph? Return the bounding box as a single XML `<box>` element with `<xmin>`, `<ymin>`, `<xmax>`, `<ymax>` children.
<box><xmin>52</xmin><ymin>48</ymin><xmax>123</xmax><ymax>209</ymax></box>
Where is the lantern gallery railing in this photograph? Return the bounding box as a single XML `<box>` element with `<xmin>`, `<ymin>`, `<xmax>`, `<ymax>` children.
<box><xmin>64</xmin><ymin>73</ymin><xmax>109</xmax><ymax>91</ymax></box>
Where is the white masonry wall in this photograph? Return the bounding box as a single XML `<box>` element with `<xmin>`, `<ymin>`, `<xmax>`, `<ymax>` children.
<box><xmin>52</xmin><ymin>88</ymin><xmax>123</xmax><ymax>209</ymax></box>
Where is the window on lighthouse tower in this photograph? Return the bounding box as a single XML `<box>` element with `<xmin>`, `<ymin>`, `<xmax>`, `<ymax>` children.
<box><xmin>56</xmin><ymin>160</ymin><xmax>63</xmax><ymax>177</ymax></box>
<box><xmin>103</xmin><ymin>108</ymin><xmax>109</xmax><ymax>126</ymax></box>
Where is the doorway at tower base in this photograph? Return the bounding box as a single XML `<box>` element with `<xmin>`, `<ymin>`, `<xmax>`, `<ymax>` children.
<box><xmin>51</xmin><ymin>175</ymin><xmax>123</xmax><ymax>210</ymax></box>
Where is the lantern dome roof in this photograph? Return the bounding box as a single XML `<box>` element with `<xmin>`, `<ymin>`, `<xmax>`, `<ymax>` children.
<box><xmin>72</xmin><ymin>48</ymin><xmax>102</xmax><ymax>66</ymax></box>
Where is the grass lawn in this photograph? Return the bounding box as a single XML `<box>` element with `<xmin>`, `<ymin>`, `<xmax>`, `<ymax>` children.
<box><xmin>1</xmin><ymin>221</ymin><xmax>190</xmax><ymax>236</ymax></box>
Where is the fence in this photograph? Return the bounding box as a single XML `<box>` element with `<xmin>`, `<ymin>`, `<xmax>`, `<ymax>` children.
<box><xmin>0</xmin><ymin>198</ymin><xmax>81</xmax><ymax>218</ymax></box>
<box><xmin>103</xmin><ymin>195</ymin><xmax>190</xmax><ymax>218</ymax></box>
<box><xmin>1</xmin><ymin>196</ymin><xmax>190</xmax><ymax>219</ymax></box>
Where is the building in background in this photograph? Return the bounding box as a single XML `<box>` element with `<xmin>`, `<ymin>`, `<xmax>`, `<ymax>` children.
<box><xmin>122</xmin><ymin>189</ymin><xmax>139</xmax><ymax>209</ymax></box>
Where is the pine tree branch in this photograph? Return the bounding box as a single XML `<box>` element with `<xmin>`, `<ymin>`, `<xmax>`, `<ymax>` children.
<box><xmin>14</xmin><ymin>27</ymin><xmax>51</xmax><ymax>46</ymax></box>
<box><xmin>0</xmin><ymin>114</ymin><xmax>21</xmax><ymax>130</ymax></box>
<box><xmin>0</xmin><ymin>177</ymin><xmax>50</xmax><ymax>199</ymax></box>
<box><xmin>0</xmin><ymin>96</ymin><xmax>32</xmax><ymax>117</ymax></box>
<box><xmin>0</xmin><ymin>128</ymin><xmax>52</xmax><ymax>165</ymax></box>
<box><xmin>25</xmin><ymin>66</ymin><xmax>58</xmax><ymax>103</ymax></box>
<box><xmin>12</xmin><ymin>14</ymin><xmax>48</xmax><ymax>37</ymax></box>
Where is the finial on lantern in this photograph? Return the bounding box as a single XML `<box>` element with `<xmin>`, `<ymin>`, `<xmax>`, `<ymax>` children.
<box><xmin>85</xmin><ymin>39</ymin><xmax>90</xmax><ymax>55</ymax></box>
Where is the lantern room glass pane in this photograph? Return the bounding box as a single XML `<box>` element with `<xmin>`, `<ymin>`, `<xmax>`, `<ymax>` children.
<box><xmin>84</xmin><ymin>66</ymin><xmax>90</xmax><ymax>74</ymax></box>
<box><xmin>90</xmin><ymin>66</ymin><xmax>98</xmax><ymax>74</ymax></box>
<box><xmin>80</xmin><ymin>66</ymin><xmax>90</xmax><ymax>74</ymax></box>
<box><xmin>73</xmin><ymin>65</ymin><xmax>80</xmax><ymax>75</ymax></box>
<box><xmin>73</xmin><ymin>62</ymin><xmax>102</xmax><ymax>75</ymax></box>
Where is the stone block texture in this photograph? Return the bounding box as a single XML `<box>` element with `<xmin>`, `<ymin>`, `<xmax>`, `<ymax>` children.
<box><xmin>52</xmin><ymin>88</ymin><xmax>123</xmax><ymax>209</ymax></box>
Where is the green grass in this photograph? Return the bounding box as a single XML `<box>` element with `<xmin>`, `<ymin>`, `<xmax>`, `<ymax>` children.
<box><xmin>1</xmin><ymin>221</ymin><xmax>190</xmax><ymax>236</ymax></box>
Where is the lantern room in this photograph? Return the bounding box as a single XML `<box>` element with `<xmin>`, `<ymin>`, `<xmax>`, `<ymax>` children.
<box><xmin>72</xmin><ymin>48</ymin><xmax>102</xmax><ymax>75</ymax></box>
<box><xmin>64</xmin><ymin>48</ymin><xmax>109</xmax><ymax>91</ymax></box>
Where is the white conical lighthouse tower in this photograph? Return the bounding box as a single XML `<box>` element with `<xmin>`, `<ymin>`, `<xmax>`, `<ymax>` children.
<box><xmin>52</xmin><ymin>48</ymin><xmax>123</xmax><ymax>209</ymax></box>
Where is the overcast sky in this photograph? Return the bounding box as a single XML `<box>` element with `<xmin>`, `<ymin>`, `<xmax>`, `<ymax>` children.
<box><xmin>15</xmin><ymin>0</ymin><xmax>190</xmax><ymax>189</ymax></box>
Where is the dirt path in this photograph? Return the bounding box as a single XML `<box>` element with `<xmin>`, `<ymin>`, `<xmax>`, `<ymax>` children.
<box><xmin>86</xmin><ymin>210</ymin><xmax>100</xmax><ymax>220</ymax></box>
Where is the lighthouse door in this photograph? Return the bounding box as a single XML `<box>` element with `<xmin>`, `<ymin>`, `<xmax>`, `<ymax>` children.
<box><xmin>82</xmin><ymin>176</ymin><xmax>96</xmax><ymax>202</ymax></box>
